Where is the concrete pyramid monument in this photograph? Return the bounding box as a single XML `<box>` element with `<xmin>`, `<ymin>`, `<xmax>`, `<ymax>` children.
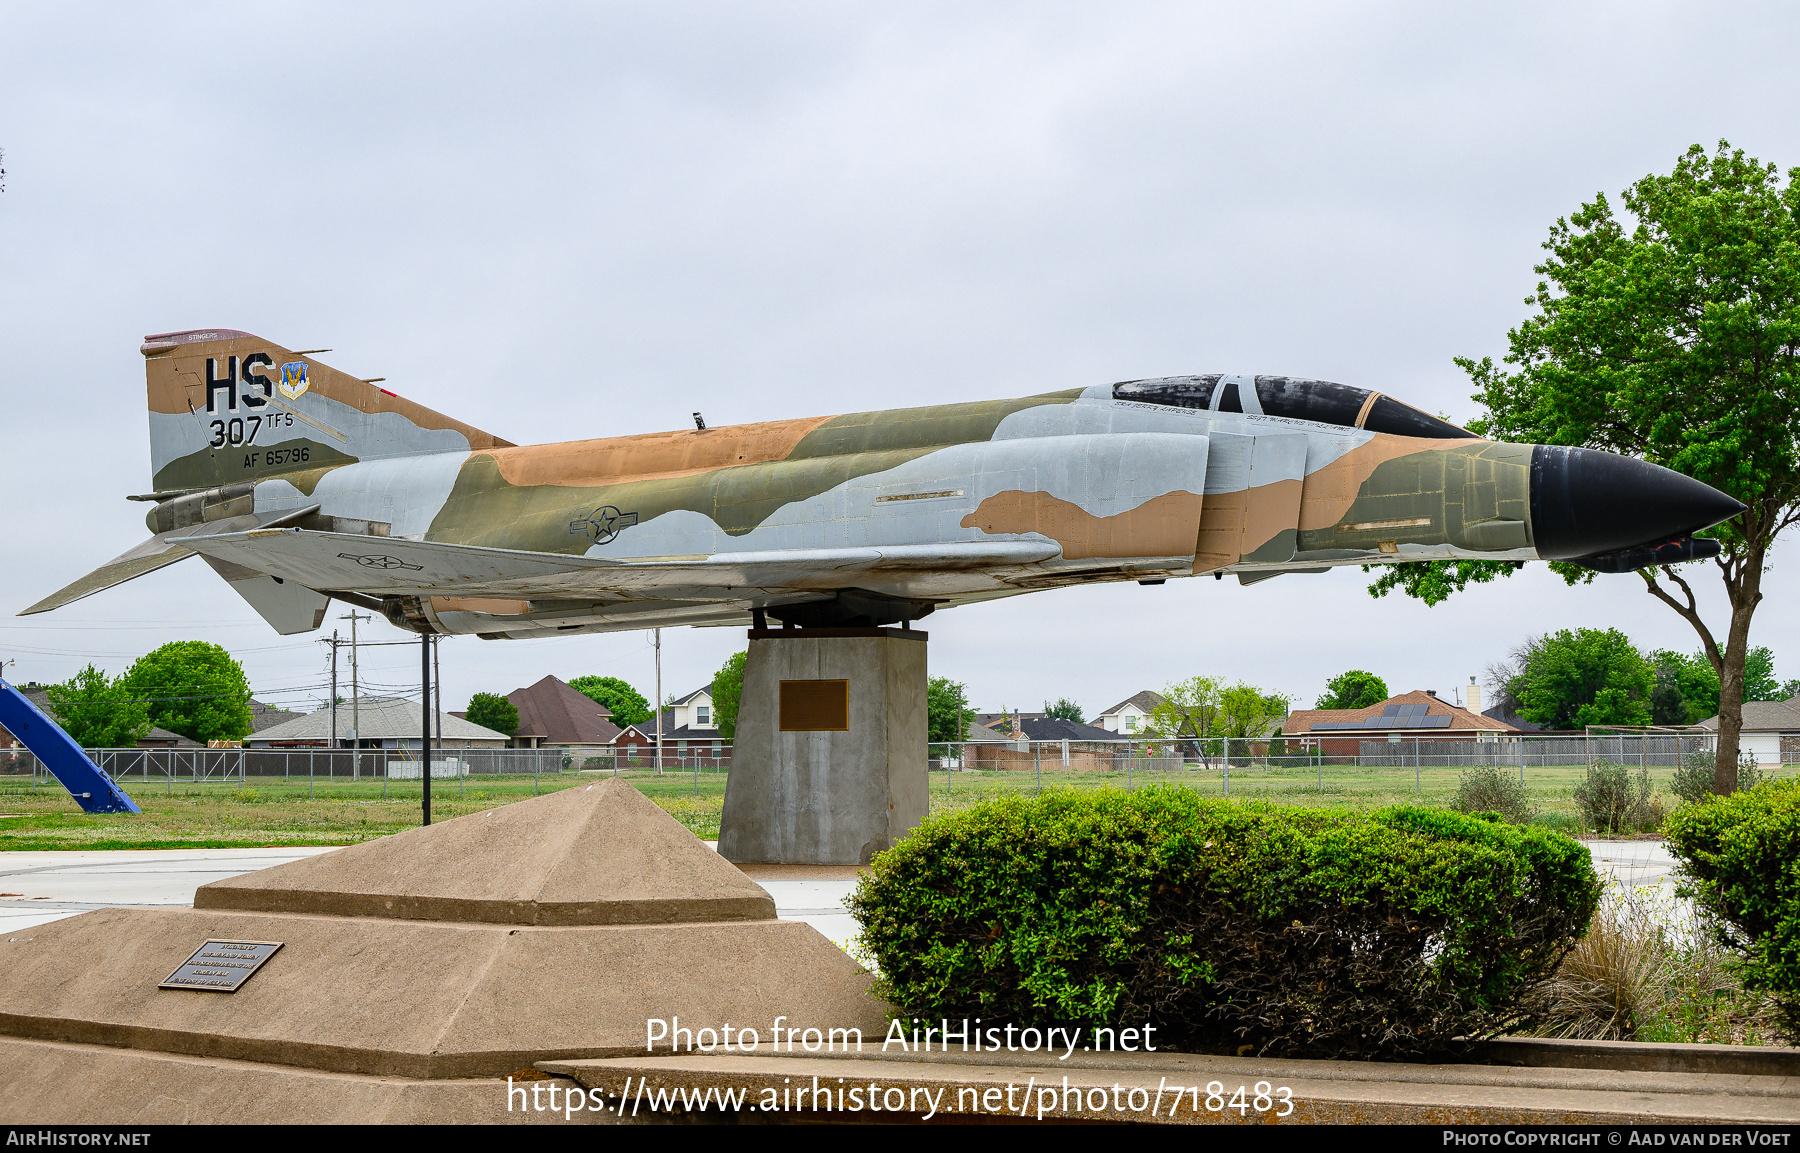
<box><xmin>195</xmin><ymin>775</ymin><xmax>777</xmax><ymax>925</ymax></box>
<box><xmin>0</xmin><ymin>779</ymin><xmax>886</xmax><ymax>1124</ymax></box>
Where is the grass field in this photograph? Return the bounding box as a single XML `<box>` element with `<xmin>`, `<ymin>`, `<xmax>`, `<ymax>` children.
<box><xmin>7</xmin><ymin>757</ymin><xmax>1793</xmax><ymax>849</ymax></box>
<box><xmin>0</xmin><ymin>771</ymin><xmax>726</xmax><ymax>850</ymax></box>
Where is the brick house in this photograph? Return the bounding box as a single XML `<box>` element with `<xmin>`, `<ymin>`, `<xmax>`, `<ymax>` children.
<box><xmin>1282</xmin><ymin>689</ymin><xmax>1518</xmax><ymax>756</ymax></box>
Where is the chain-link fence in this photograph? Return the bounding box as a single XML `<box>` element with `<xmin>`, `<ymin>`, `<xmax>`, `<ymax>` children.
<box><xmin>925</xmin><ymin>732</ymin><xmax>1793</xmax><ymax>805</ymax></box>
<box><xmin>0</xmin><ymin>732</ymin><xmax>1789</xmax><ymax>812</ymax></box>
<box><xmin>0</xmin><ymin>744</ymin><xmax>732</xmax><ymax>800</ymax></box>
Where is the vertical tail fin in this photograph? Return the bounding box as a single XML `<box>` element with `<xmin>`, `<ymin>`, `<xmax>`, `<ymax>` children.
<box><xmin>143</xmin><ymin>328</ymin><xmax>512</xmax><ymax>493</ymax></box>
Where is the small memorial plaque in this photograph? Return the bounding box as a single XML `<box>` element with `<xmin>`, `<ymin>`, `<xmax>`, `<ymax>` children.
<box><xmin>779</xmin><ymin>679</ymin><xmax>849</xmax><ymax>731</ymax></box>
<box><xmin>160</xmin><ymin>940</ymin><xmax>283</xmax><ymax>993</ymax></box>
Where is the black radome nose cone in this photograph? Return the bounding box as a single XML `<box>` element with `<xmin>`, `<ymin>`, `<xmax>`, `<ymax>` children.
<box><xmin>1531</xmin><ymin>446</ymin><xmax>1745</xmax><ymax>561</ymax></box>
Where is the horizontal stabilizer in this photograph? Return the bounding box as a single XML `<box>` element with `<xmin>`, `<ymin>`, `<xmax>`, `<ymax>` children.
<box><xmin>21</xmin><ymin>538</ymin><xmax>194</xmax><ymax>616</ymax></box>
<box><xmin>181</xmin><ymin>528</ymin><xmax>1061</xmax><ymax>598</ymax></box>
<box><xmin>20</xmin><ymin>504</ymin><xmax>320</xmax><ymax>616</ymax></box>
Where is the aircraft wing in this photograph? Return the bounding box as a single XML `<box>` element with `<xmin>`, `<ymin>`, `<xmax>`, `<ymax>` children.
<box><xmin>20</xmin><ymin>505</ymin><xmax>321</xmax><ymax>616</ymax></box>
<box><xmin>179</xmin><ymin>528</ymin><xmax>1061</xmax><ymax>597</ymax></box>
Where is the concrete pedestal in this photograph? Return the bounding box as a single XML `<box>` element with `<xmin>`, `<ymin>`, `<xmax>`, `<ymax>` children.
<box><xmin>718</xmin><ymin>628</ymin><xmax>928</xmax><ymax>865</ymax></box>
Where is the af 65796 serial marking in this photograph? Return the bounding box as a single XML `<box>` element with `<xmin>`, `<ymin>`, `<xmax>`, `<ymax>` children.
<box><xmin>159</xmin><ymin>939</ymin><xmax>284</xmax><ymax>992</ymax></box>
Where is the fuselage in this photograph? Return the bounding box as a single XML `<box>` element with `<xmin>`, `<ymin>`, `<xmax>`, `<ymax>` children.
<box><xmin>23</xmin><ymin>332</ymin><xmax>1735</xmax><ymax>638</ymax></box>
<box><xmin>231</xmin><ymin>378</ymin><xmax>1540</xmax><ymax>636</ymax></box>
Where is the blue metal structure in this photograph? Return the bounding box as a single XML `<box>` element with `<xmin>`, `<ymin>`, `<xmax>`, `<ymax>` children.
<box><xmin>0</xmin><ymin>677</ymin><xmax>141</xmax><ymax>814</ymax></box>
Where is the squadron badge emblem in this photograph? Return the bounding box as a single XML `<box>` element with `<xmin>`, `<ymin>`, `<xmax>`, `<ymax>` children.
<box><xmin>278</xmin><ymin>362</ymin><xmax>310</xmax><ymax>401</ymax></box>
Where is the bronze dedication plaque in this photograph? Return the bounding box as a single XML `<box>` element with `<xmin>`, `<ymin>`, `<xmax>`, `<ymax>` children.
<box><xmin>160</xmin><ymin>940</ymin><xmax>284</xmax><ymax>992</ymax></box>
<box><xmin>778</xmin><ymin>680</ymin><xmax>849</xmax><ymax>731</ymax></box>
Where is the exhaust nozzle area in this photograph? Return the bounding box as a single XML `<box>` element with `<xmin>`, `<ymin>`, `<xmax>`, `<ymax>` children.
<box><xmin>145</xmin><ymin>482</ymin><xmax>255</xmax><ymax>534</ymax></box>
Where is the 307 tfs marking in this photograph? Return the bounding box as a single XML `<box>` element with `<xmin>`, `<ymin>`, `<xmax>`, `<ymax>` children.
<box><xmin>202</xmin><ymin>352</ymin><xmax>300</xmax><ymax>448</ymax></box>
<box><xmin>209</xmin><ymin>411</ymin><xmax>298</xmax><ymax>449</ymax></box>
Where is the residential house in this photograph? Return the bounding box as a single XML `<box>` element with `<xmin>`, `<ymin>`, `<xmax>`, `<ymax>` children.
<box><xmin>1693</xmin><ymin>696</ymin><xmax>1800</xmax><ymax>765</ymax></box>
<box><xmin>249</xmin><ymin>699</ymin><xmax>301</xmax><ymax>735</ymax></box>
<box><xmin>247</xmin><ymin>697</ymin><xmax>511</xmax><ymax>749</ymax></box>
<box><xmin>971</xmin><ymin>709</ymin><xmax>1046</xmax><ymax>731</ymax></box>
<box><xmin>1094</xmin><ymin>691</ymin><xmax>1166</xmax><ymax>736</ymax></box>
<box><xmin>961</xmin><ymin>715</ymin><xmax>1135</xmax><ymax>771</ymax></box>
<box><xmin>504</xmin><ymin>676</ymin><xmax>622</xmax><ymax>749</ymax></box>
<box><xmin>1283</xmin><ymin>689</ymin><xmax>1518</xmax><ymax>756</ymax></box>
<box><xmin>1012</xmin><ymin>717</ymin><xmax>1129</xmax><ymax>743</ymax></box>
<box><xmin>1481</xmin><ymin>704</ymin><xmax>1549</xmax><ymax>733</ymax></box>
<box><xmin>619</xmin><ymin>687</ymin><xmax>730</xmax><ymax>759</ymax></box>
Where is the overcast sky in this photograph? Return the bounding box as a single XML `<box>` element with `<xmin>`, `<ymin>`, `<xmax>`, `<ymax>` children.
<box><xmin>3</xmin><ymin>1</ymin><xmax>1798</xmax><ymax>721</ymax></box>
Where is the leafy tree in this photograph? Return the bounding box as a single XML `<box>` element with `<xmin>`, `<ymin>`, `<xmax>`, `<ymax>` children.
<box><xmin>1744</xmin><ymin>647</ymin><xmax>1783</xmax><ymax>702</ymax></box>
<box><xmin>567</xmin><ymin>676</ymin><xmax>652</xmax><ymax>726</ymax></box>
<box><xmin>710</xmin><ymin>652</ymin><xmax>747</xmax><ymax>740</ymax></box>
<box><xmin>44</xmin><ymin>664</ymin><xmax>151</xmax><ymax>748</ymax></box>
<box><xmin>1043</xmin><ymin>697</ymin><xmax>1084</xmax><ymax>723</ymax></box>
<box><xmin>1216</xmin><ymin>683</ymin><xmax>1290</xmax><ymax>739</ymax></box>
<box><xmin>118</xmin><ymin>641</ymin><xmax>251</xmax><ymax>743</ymax></box>
<box><xmin>465</xmin><ymin>692</ymin><xmax>519</xmax><ymax>737</ymax></box>
<box><xmin>1646</xmin><ymin>648</ymin><xmax>1719</xmax><ymax>724</ymax></box>
<box><xmin>1508</xmin><ymin>629</ymin><xmax>1654</xmax><ymax>730</ymax></box>
<box><xmin>1316</xmin><ymin>670</ymin><xmax>1389</xmax><ymax>710</ymax></box>
<box><xmin>1146</xmin><ymin>675</ymin><xmax>1223</xmax><ymax>755</ymax></box>
<box><xmin>927</xmin><ymin>676</ymin><xmax>971</xmax><ymax>743</ymax></box>
<box><xmin>1648</xmin><ymin>652</ymin><xmax>1693</xmax><ymax>726</ymax></box>
<box><xmin>1369</xmin><ymin>142</ymin><xmax>1800</xmax><ymax>793</ymax></box>
<box><xmin>1646</xmin><ymin>645</ymin><xmax>1780</xmax><ymax>723</ymax></box>
<box><xmin>1367</xmin><ymin>559</ymin><xmax>1524</xmax><ymax>607</ymax></box>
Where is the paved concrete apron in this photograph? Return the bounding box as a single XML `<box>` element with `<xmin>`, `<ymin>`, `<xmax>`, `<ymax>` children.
<box><xmin>1582</xmin><ymin>837</ymin><xmax>1681</xmax><ymax>886</ymax></box>
<box><xmin>0</xmin><ymin>845</ymin><xmax>862</xmax><ymax>949</ymax></box>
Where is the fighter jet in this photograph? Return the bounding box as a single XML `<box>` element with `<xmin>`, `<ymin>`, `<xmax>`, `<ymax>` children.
<box><xmin>23</xmin><ymin>329</ymin><xmax>1744</xmax><ymax>636</ymax></box>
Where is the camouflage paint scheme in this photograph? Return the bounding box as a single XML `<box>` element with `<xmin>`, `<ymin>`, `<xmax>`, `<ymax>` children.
<box><xmin>12</xmin><ymin>330</ymin><xmax>1648</xmax><ymax>637</ymax></box>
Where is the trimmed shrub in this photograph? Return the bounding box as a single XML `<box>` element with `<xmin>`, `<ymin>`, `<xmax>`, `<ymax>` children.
<box><xmin>1671</xmin><ymin>749</ymin><xmax>1762</xmax><ymax>806</ymax></box>
<box><xmin>1452</xmin><ymin>764</ymin><xmax>1536</xmax><ymax>825</ymax></box>
<box><xmin>848</xmin><ymin>788</ymin><xmax>1599</xmax><ymax>1060</ymax></box>
<box><xmin>1664</xmin><ymin>779</ymin><xmax>1800</xmax><ymax>1040</ymax></box>
<box><xmin>1573</xmin><ymin>763</ymin><xmax>1663</xmax><ymax>834</ymax></box>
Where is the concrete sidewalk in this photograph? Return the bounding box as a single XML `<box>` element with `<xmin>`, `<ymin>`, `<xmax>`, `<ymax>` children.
<box><xmin>540</xmin><ymin>1039</ymin><xmax>1800</xmax><ymax>1124</ymax></box>
<box><xmin>1582</xmin><ymin>838</ymin><xmax>1682</xmax><ymax>886</ymax></box>
<box><xmin>0</xmin><ymin>845</ymin><xmax>862</xmax><ymax>948</ymax></box>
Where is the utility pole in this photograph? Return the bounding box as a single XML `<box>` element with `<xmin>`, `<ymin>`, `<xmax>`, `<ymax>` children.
<box><xmin>325</xmin><ymin>632</ymin><xmax>340</xmax><ymax>749</ymax></box>
<box><xmin>341</xmin><ymin>610</ymin><xmax>371</xmax><ymax>778</ymax></box>
<box><xmin>653</xmin><ymin>628</ymin><xmax>663</xmax><ymax>775</ymax></box>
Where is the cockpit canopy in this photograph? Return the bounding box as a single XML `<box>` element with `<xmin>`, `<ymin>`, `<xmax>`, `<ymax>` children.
<box><xmin>1113</xmin><ymin>375</ymin><xmax>1477</xmax><ymax>440</ymax></box>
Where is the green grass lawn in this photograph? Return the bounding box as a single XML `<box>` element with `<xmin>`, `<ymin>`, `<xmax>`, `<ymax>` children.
<box><xmin>0</xmin><ymin>769</ymin><xmax>728</xmax><ymax>849</ymax></box>
<box><xmin>2</xmin><ymin>759</ymin><xmax>1792</xmax><ymax>849</ymax></box>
